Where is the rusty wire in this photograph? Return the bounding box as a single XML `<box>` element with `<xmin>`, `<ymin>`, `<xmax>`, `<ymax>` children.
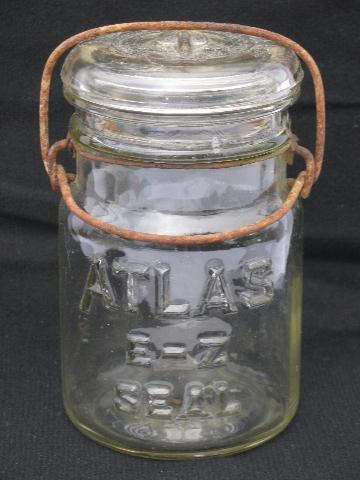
<box><xmin>49</xmin><ymin>137</ymin><xmax>313</xmax><ymax>245</ymax></box>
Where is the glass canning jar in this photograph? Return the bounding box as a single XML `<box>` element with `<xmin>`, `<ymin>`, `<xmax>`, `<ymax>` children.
<box><xmin>39</xmin><ymin>23</ymin><xmax>325</xmax><ymax>459</ymax></box>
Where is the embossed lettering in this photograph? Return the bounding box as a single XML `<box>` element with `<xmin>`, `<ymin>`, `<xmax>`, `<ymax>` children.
<box><xmin>161</xmin><ymin>343</ymin><xmax>187</xmax><ymax>360</ymax></box>
<box><xmin>112</xmin><ymin>259</ymin><xmax>150</xmax><ymax>312</ymax></box>
<box><xmin>114</xmin><ymin>379</ymin><xmax>242</xmax><ymax>419</ymax></box>
<box><xmin>238</xmin><ymin>258</ymin><xmax>274</xmax><ymax>308</ymax></box>
<box><xmin>179</xmin><ymin>381</ymin><xmax>213</xmax><ymax>417</ymax></box>
<box><xmin>179</xmin><ymin>380</ymin><xmax>242</xmax><ymax>417</ymax></box>
<box><xmin>197</xmin><ymin>260</ymin><xmax>237</xmax><ymax>315</ymax></box>
<box><xmin>80</xmin><ymin>257</ymin><xmax>119</xmax><ymax>313</ymax></box>
<box><xmin>114</xmin><ymin>380</ymin><xmax>142</xmax><ymax>414</ymax></box>
<box><xmin>81</xmin><ymin>255</ymin><xmax>275</xmax><ymax>316</ymax></box>
<box><xmin>127</xmin><ymin>330</ymin><xmax>154</xmax><ymax>367</ymax></box>
<box><xmin>155</xmin><ymin>263</ymin><xmax>190</xmax><ymax>316</ymax></box>
<box><xmin>195</xmin><ymin>331</ymin><xmax>229</xmax><ymax>368</ymax></box>
<box><xmin>145</xmin><ymin>381</ymin><xmax>173</xmax><ymax>417</ymax></box>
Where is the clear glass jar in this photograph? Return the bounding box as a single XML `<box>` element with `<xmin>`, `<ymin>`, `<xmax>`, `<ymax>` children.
<box><xmin>59</xmin><ymin>29</ymin><xmax>304</xmax><ymax>458</ymax></box>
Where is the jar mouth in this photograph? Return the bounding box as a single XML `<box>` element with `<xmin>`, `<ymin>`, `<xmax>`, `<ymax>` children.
<box><xmin>69</xmin><ymin>109</ymin><xmax>292</xmax><ymax>164</ymax></box>
<box><xmin>61</xmin><ymin>30</ymin><xmax>303</xmax><ymax>116</ymax></box>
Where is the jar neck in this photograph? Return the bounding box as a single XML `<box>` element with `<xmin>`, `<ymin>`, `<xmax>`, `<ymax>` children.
<box><xmin>70</xmin><ymin>107</ymin><xmax>291</xmax><ymax>235</ymax></box>
<box><xmin>73</xmin><ymin>154</ymin><xmax>288</xmax><ymax>236</ymax></box>
<box><xmin>70</xmin><ymin>107</ymin><xmax>291</xmax><ymax>162</ymax></box>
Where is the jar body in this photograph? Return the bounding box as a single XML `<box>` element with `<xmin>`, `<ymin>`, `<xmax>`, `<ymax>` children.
<box><xmin>59</xmin><ymin>141</ymin><xmax>303</xmax><ymax>458</ymax></box>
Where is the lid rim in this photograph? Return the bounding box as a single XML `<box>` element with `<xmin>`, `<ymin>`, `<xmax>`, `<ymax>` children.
<box><xmin>64</xmin><ymin>88</ymin><xmax>301</xmax><ymax>116</ymax></box>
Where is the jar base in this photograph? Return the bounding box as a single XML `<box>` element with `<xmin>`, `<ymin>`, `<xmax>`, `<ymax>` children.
<box><xmin>63</xmin><ymin>397</ymin><xmax>299</xmax><ymax>460</ymax></box>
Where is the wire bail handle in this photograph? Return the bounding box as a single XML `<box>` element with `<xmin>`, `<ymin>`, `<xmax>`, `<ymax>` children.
<box><xmin>39</xmin><ymin>21</ymin><xmax>325</xmax><ymax>245</ymax></box>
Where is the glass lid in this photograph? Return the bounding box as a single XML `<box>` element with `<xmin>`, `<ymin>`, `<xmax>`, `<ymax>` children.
<box><xmin>61</xmin><ymin>29</ymin><xmax>303</xmax><ymax>115</ymax></box>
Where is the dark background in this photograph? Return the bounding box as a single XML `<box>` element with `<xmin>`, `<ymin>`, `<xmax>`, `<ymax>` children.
<box><xmin>1</xmin><ymin>1</ymin><xmax>360</xmax><ymax>479</ymax></box>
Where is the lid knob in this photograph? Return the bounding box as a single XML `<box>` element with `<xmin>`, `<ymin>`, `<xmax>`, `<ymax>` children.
<box><xmin>176</xmin><ymin>31</ymin><xmax>193</xmax><ymax>54</ymax></box>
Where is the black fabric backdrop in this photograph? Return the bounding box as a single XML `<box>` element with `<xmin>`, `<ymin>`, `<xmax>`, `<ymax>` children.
<box><xmin>1</xmin><ymin>1</ymin><xmax>360</xmax><ymax>479</ymax></box>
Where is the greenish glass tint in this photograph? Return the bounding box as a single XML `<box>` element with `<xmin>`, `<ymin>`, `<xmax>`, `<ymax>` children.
<box><xmin>58</xmin><ymin>29</ymin><xmax>304</xmax><ymax>458</ymax></box>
